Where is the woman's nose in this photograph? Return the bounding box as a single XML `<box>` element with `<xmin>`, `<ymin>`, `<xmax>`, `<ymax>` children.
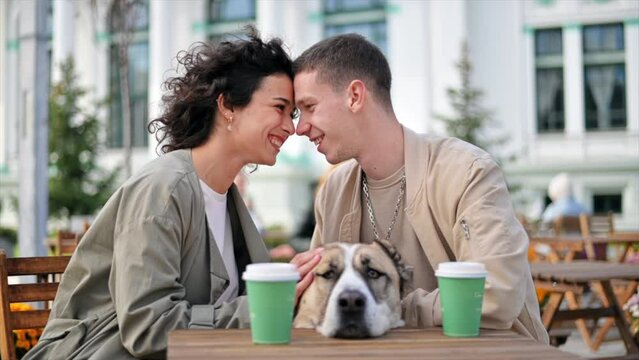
<box><xmin>282</xmin><ymin>115</ymin><xmax>295</xmax><ymax>135</ymax></box>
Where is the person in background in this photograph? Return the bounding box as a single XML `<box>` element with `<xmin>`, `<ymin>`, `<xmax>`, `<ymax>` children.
<box><xmin>24</xmin><ymin>27</ymin><xmax>321</xmax><ymax>360</ymax></box>
<box><xmin>541</xmin><ymin>172</ymin><xmax>589</xmax><ymax>225</ymax></box>
<box><xmin>292</xmin><ymin>33</ymin><xmax>548</xmax><ymax>343</ymax></box>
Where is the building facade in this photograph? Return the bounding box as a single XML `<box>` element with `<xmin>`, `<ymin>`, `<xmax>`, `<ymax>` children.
<box><xmin>1</xmin><ymin>0</ymin><xmax>638</xmax><ymax>254</ymax></box>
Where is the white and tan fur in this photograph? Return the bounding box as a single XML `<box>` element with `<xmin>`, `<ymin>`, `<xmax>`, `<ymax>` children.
<box><xmin>294</xmin><ymin>241</ymin><xmax>412</xmax><ymax>338</ymax></box>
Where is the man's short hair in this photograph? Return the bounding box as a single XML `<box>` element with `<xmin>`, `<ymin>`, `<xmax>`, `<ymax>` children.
<box><xmin>293</xmin><ymin>34</ymin><xmax>392</xmax><ymax>109</ymax></box>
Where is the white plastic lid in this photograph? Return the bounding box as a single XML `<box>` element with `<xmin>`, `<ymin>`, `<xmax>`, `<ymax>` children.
<box><xmin>242</xmin><ymin>263</ymin><xmax>300</xmax><ymax>282</ymax></box>
<box><xmin>435</xmin><ymin>262</ymin><xmax>487</xmax><ymax>278</ymax></box>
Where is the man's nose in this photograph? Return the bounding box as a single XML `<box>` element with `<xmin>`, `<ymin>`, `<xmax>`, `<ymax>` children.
<box><xmin>295</xmin><ymin>116</ymin><xmax>310</xmax><ymax>137</ymax></box>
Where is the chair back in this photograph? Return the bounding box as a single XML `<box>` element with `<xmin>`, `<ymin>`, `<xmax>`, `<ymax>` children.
<box><xmin>0</xmin><ymin>250</ymin><xmax>70</xmax><ymax>360</ymax></box>
<box><xmin>582</xmin><ymin>212</ymin><xmax>614</xmax><ymax>236</ymax></box>
<box><xmin>553</xmin><ymin>215</ymin><xmax>582</xmax><ymax>235</ymax></box>
<box><xmin>579</xmin><ymin>213</ymin><xmax>612</xmax><ymax>261</ymax></box>
<box><xmin>56</xmin><ymin>230</ymin><xmax>81</xmax><ymax>255</ymax></box>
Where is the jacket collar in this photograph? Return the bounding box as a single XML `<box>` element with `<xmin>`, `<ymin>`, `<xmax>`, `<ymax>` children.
<box><xmin>403</xmin><ymin>126</ymin><xmax>428</xmax><ymax>213</ymax></box>
<box><xmin>402</xmin><ymin>127</ymin><xmax>453</xmax><ymax>267</ymax></box>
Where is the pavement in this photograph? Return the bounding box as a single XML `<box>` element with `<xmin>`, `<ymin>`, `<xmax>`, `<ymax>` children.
<box><xmin>558</xmin><ymin>327</ymin><xmax>631</xmax><ymax>359</ymax></box>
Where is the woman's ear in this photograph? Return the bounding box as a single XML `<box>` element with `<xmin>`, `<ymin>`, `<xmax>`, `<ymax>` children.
<box><xmin>216</xmin><ymin>93</ymin><xmax>234</xmax><ymax>120</ymax></box>
<box><xmin>346</xmin><ymin>80</ymin><xmax>367</xmax><ymax>113</ymax></box>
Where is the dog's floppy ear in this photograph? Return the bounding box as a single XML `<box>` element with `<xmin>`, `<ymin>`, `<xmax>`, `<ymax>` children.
<box><xmin>373</xmin><ymin>239</ymin><xmax>414</xmax><ymax>297</ymax></box>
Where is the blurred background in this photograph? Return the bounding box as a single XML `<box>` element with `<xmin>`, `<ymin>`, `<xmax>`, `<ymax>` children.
<box><xmin>0</xmin><ymin>0</ymin><xmax>638</xmax><ymax>258</ymax></box>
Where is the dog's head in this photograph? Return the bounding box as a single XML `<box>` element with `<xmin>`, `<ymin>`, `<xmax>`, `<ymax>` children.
<box><xmin>294</xmin><ymin>240</ymin><xmax>413</xmax><ymax>338</ymax></box>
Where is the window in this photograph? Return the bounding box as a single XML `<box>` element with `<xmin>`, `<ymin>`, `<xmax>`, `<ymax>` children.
<box><xmin>583</xmin><ymin>23</ymin><xmax>626</xmax><ymax>131</ymax></box>
<box><xmin>108</xmin><ymin>0</ymin><xmax>149</xmax><ymax>148</ymax></box>
<box><xmin>534</xmin><ymin>28</ymin><xmax>564</xmax><ymax>133</ymax></box>
<box><xmin>593</xmin><ymin>194</ymin><xmax>622</xmax><ymax>214</ymax></box>
<box><xmin>323</xmin><ymin>0</ymin><xmax>388</xmax><ymax>54</ymax></box>
<box><xmin>206</xmin><ymin>0</ymin><xmax>255</xmax><ymax>43</ymax></box>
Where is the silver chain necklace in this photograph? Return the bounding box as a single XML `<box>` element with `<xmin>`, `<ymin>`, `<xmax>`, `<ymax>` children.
<box><xmin>361</xmin><ymin>170</ymin><xmax>406</xmax><ymax>242</ymax></box>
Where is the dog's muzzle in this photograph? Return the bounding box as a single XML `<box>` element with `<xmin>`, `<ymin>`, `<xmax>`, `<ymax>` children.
<box><xmin>334</xmin><ymin>289</ymin><xmax>370</xmax><ymax>339</ymax></box>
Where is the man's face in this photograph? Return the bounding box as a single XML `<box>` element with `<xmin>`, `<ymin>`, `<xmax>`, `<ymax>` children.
<box><xmin>294</xmin><ymin>71</ymin><xmax>356</xmax><ymax>164</ymax></box>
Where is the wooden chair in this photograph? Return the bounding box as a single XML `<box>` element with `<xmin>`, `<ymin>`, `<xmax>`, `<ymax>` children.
<box><xmin>538</xmin><ymin>215</ymin><xmax>594</xmax><ymax>349</ymax></box>
<box><xmin>553</xmin><ymin>215</ymin><xmax>582</xmax><ymax>235</ymax></box>
<box><xmin>579</xmin><ymin>213</ymin><xmax>636</xmax><ymax>350</ymax></box>
<box><xmin>0</xmin><ymin>250</ymin><xmax>70</xmax><ymax>360</ymax></box>
<box><xmin>55</xmin><ymin>230</ymin><xmax>81</xmax><ymax>256</ymax></box>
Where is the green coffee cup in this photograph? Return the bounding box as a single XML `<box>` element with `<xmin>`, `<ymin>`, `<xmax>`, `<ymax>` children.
<box><xmin>435</xmin><ymin>262</ymin><xmax>487</xmax><ymax>337</ymax></box>
<box><xmin>242</xmin><ymin>263</ymin><xmax>300</xmax><ymax>344</ymax></box>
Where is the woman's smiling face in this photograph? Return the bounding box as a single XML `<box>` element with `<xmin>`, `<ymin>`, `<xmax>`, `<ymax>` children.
<box><xmin>230</xmin><ymin>73</ymin><xmax>296</xmax><ymax>166</ymax></box>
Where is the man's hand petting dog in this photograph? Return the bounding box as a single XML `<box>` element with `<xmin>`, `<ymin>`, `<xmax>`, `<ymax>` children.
<box><xmin>290</xmin><ymin>247</ymin><xmax>324</xmax><ymax>306</ymax></box>
<box><xmin>294</xmin><ymin>241</ymin><xmax>413</xmax><ymax>339</ymax></box>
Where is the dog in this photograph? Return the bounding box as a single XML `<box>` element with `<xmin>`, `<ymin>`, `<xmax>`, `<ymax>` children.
<box><xmin>294</xmin><ymin>240</ymin><xmax>413</xmax><ymax>338</ymax></box>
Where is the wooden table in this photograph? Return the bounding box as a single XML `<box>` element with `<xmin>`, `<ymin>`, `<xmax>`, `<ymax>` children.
<box><xmin>599</xmin><ymin>232</ymin><xmax>639</xmax><ymax>262</ymax></box>
<box><xmin>168</xmin><ymin>328</ymin><xmax>579</xmax><ymax>359</ymax></box>
<box><xmin>530</xmin><ymin>235</ymin><xmax>585</xmax><ymax>262</ymax></box>
<box><xmin>532</xmin><ymin>261</ymin><xmax>639</xmax><ymax>353</ymax></box>
<box><xmin>531</xmin><ymin>233</ymin><xmax>639</xmax><ymax>263</ymax></box>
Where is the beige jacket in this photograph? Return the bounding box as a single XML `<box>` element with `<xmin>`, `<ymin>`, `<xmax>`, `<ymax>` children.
<box><xmin>311</xmin><ymin>127</ymin><xmax>548</xmax><ymax>344</ymax></box>
<box><xmin>24</xmin><ymin>149</ymin><xmax>269</xmax><ymax>359</ymax></box>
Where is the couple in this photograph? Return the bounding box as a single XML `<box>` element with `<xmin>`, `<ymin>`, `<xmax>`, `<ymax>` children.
<box><xmin>25</xmin><ymin>27</ymin><xmax>547</xmax><ymax>359</ymax></box>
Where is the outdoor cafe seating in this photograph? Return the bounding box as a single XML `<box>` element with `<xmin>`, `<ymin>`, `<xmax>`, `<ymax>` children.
<box><xmin>528</xmin><ymin>212</ymin><xmax>639</xmax><ymax>353</ymax></box>
<box><xmin>0</xmin><ymin>250</ymin><xmax>70</xmax><ymax>360</ymax></box>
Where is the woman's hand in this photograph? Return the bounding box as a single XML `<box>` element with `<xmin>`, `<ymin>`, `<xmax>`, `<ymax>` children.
<box><xmin>290</xmin><ymin>247</ymin><xmax>323</xmax><ymax>306</ymax></box>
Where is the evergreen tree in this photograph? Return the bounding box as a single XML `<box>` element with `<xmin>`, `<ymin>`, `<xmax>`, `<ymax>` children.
<box><xmin>48</xmin><ymin>59</ymin><xmax>119</xmax><ymax>219</ymax></box>
<box><xmin>436</xmin><ymin>42</ymin><xmax>506</xmax><ymax>157</ymax></box>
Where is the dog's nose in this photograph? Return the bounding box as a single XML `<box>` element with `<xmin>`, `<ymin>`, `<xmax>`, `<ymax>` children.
<box><xmin>338</xmin><ymin>290</ymin><xmax>366</xmax><ymax>313</ymax></box>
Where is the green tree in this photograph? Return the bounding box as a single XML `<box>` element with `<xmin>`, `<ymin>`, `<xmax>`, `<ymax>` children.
<box><xmin>436</xmin><ymin>42</ymin><xmax>507</xmax><ymax>158</ymax></box>
<box><xmin>48</xmin><ymin>58</ymin><xmax>119</xmax><ymax>219</ymax></box>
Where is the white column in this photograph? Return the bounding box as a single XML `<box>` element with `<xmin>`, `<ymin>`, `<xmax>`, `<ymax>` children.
<box><xmin>523</xmin><ymin>26</ymin><xmax>536</xmax><ymax>162</ymax></box>
<box><xmin>51</xmin><ymin>0</ymin><xmax>74</xmax><ymax>82</ymax></box>
<box><xmin>388</xmin><ymin>0</ymin><xmax>429</xmax><ymax>134</ymax></box>
<box><xmin>93</xmin><ymin>1</ymin><xmax>110</xmax><ymax>151</ymax></box>
<box><xmin>6</xmin><ymin>5</ymin><xmax>22</xmax><ymax>163</ymax></box>
<box><xmin>17</xmin><ymin>0</ymin><xmax>49</xmax><ymax>257</ymax></box>
<box><xmin>625</xmin><ymin>23</ymin><xmax>639</xmax><ymax>132</ymax></box>
<box><xmin>147</xmin><ymin>0</ymin><xmax>176</xmax><ymax>158</ymax></box>
<box><xmin>256</xmin><ymin>0</ymin><xmax>285</xmax><ymax>40</ymax></box>
<box><xmin>563</xmin><ymin>24</ymin><xmax>584</xmax><ymax>138</ymax></box>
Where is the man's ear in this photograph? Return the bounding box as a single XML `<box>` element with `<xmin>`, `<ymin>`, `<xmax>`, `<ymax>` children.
<box><xmin>216</xmin><ymin>93</ymin><xmax>234</xmax><ymax>120</ymax></box>
<box><xmin>346</xmin><ymin>80</ymin><xmax>367</xmax><ymax>113</ymax></box>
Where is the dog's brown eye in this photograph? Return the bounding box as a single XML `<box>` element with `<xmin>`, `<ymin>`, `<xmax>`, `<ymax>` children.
<box><xmin>367</xmin><ymin>269</ymin><xmax>382</xmax><ymax>279</ymax></box>
<box><xmin>318</xmin><ymin>270</ymin><xmax>336</xmax><ymax>280</ymax></box>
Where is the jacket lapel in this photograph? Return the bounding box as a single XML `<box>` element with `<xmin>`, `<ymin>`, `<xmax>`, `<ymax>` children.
<box><xmin>339</xmin><ymin>167</ymin><xmax>363</xmax><ymax>243</ymax></box>
<box><xmin>403</xmin><ymin>127</ymin><xmax>452</xmax><ymax>269</ymax></box>
<box><xmin>229</xmin><ymin>185</ymin><xmax>270</xmax><ymax>264</ymax></box>
<box><xmin>204</xmin><ymin>217</ymin><xmax>230</xmax><ymax>304</ymax></box>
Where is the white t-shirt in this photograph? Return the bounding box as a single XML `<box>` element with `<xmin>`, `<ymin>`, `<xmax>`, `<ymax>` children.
<box><xmin>198</xmin><ymin>179</ymin><xmax>238</xmax><ymax>306</ymax></box>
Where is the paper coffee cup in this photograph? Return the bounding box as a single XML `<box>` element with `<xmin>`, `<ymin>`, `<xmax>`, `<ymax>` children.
<box><xmin>435</xmin><ymin>262</ymin><xmax>487</xmax><ymax>337</ymax></box>
<box><xmin>243</xmin><ymin>263</ymin><xmax>300</xmax><ymax>344</ymax></box>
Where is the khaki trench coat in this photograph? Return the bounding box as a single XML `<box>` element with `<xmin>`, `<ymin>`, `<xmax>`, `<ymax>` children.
<box><xmin>310</xmin><ymin>127</ymin><xmax>549</xmax><ymax>344</ymax></box>
<box><xmin>24</xmin><ymin>149</ymin><xmax>269</xmax><ymax>359</ymax></box>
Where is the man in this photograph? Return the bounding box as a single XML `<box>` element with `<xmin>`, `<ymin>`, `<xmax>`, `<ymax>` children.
<box><xmin>293</xmin><ymin>34</ymin><xmax>548</xmax><ymax>343</ymax></box>
<box><xmin>541</xmin><ymin>172</ymin><xmax>589</xmax><ymax>225</ymax></box>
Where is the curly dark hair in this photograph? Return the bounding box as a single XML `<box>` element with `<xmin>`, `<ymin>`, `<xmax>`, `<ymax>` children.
<box><xmin>148</xmin><ymin>26</ymin><xmax>293</xmax><ymax>153</ymax></box>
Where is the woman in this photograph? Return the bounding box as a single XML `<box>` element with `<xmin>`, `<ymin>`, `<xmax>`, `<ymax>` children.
<box><xmin>24</xmin><ymin>27</ymin><xmax>321</xmax><ymax>359</ymax></box>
